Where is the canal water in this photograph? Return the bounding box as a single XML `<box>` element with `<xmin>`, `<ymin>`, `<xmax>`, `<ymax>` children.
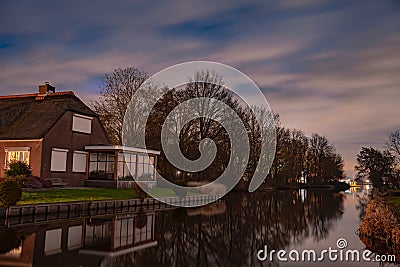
<box><xmin>0</xmin><ymin>186</ymin><xmax>396</xmax><ymax>267</ymax></box>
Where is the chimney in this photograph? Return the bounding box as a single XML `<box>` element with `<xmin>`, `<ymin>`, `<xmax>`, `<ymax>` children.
<box><xmin>38</xmin><ymin>82</ymin><xmax>55</xmax><ymax>95</ymax></box>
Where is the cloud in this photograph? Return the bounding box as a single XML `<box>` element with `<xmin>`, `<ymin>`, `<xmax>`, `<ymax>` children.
<box><xmin>0</xmin><ymin>0</ymin><xmax>399</xmax><ymax>176</ymax></box>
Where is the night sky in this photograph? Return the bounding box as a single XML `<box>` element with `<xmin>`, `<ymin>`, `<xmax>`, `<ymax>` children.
<box><xmin>1</xmin><ymin>0</ymin><xmax>399</xmax><ymax>177</ymax></box>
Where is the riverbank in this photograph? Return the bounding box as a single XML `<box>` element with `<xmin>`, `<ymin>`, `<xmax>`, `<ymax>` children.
<box><xmin>17</xmin><ymin>187</ymin><xmax>203</xmax><ymax>205</ymax></box>
<box><xmin>19</xmin><ymin>188</ymin><xmax>137</xmax><ymax>205</ymax></box>
<box><xmin>265</xmin><ymin>181</ymin><xmax>351</xmax><ymax>191</ymax></box>
<box><xmin>357</xmin><ymin>189</ymin><xmax>400</xmax><ymax>260</ymax></box>
<box><xmin>1</xmin><ymin>194</ymin><xmax>222</xmax><ymax>227</ymax></box>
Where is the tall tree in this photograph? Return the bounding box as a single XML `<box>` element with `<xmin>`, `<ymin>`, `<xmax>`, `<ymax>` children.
<box><xmin>355</xmin><ymin>147</ymin><xmax>396</xmax><ymax>188</ymax></box>
<box><xmin>308</xmin><ymin>133</ymin><xmax>335</xmax><ymax>181</ymax></box>
<box><xmin>387</xmin><ymin>130</ymin><xmax>400</xmax><ymax>164</ymax></box>
<box><xmin>92</xmin><ymin>67</ymin><xmax>148</xmax><ymax>145</ymax></box>
<box><xmin>158</xmin><ymin>70</ymin><xmax>245</xmax><ymax>181</ymax></box>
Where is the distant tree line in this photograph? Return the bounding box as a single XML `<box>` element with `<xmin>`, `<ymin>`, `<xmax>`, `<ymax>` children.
<box><xmin>266</xmin><ymin>121</ymin><xmax>344</xmax><ymax>187</ymax></box>
<box><xmin>355</xmin><ymin>130</ymin><xmax>400</xmax><ymax>188</ymax></box>
<box><xmin>93</xmin><ymin>67</ymin><xmax>345</xmax><ymax>188</ymax></box>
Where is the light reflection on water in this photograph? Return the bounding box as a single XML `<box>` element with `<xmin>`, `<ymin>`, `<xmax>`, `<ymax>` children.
<box><xmin>0</xmin><ymin>186</ymin><xmax>393</xmax><ymax>267</ymax></box>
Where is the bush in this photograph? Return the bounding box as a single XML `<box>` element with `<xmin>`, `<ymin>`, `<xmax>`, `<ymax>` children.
<box><xmin>173</xmin><ymin>180</ymin><xmax>188</xmax><ymax>199</ymax></box>
<box><xmin>0</xmin><ymin>180</ymin><xmax>22</xmax><ymax>207</ymax></box>
<box><xmin>4</xmin><ymin>175</ymin><xmax>28</xmax><ymax>187</ymax></box>
<box><xmin>23</xmin><ymin>176</ymin><xmax>52</xmax><ymax>189</ymax></box>
<box><xmin>5</xmin><ymin>161</ymin><xmax>32</xmax><ymax>177</ymax></box>
<box><xmin>36</xmin><ymin>177</ymin><xmax>52</xmax><ymax>188</ymax></box>
<box><xmin>133</xmin><ymin>183</ymin><xmax>148</xmax><ymax>199</ymax></box>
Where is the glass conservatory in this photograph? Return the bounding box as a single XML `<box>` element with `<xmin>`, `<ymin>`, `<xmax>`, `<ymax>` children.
<box><xmin>85</xmin><ymin>145</ymin><xmax>160</xmax><ymax>188</ymax></box>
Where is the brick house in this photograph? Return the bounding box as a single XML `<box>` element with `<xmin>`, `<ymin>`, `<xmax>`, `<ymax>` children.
<box><xmin>0</xmin><ymin>83</ymin><xmax>110</xmax><ymax>186</ymax></box>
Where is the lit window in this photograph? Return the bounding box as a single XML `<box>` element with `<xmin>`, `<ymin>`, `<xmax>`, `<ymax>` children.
<box><xmin>72</xmin><ymin>114</ymin><xmax>93</xmax><ymax>134</ymax></box>
<box><xmin>72</xmin><ymin>151</ymin><xmax>87</xmax><ymax>173</ymax></box>
<box><xmin>5</xmin><ymin>147</ymin><xmax>30</xmax><ymax>166</ymax></box>
<box><xmin>51</xmin><ymin>148</ymin><xmax>68</xmax><ymax>172</ymax></box>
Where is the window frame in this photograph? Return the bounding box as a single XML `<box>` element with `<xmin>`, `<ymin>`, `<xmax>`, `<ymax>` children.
<box><xmin>67</xmin><ymin>225</ymin><xmax>83</xmax><ymax>250</ymax></box>
<box><xmin>88</xmin><ymin>152</ymin><xmax>115</xmax><ymax>180</ymax></box>
<box><xmin>4</xmin><ymin>147</ymin><xmax>31</xmax><ymax>167</ymax></box>
<box><xmin>44</xmin><ymin>228</ymin><xmax>62</xmax><ymax>255</ymax></box>
<box><xmin>72</xmin><ymin>151</ymin><xmax>88</xmax><ymax>173</ymax></box>
<box><xmin>72</xmin><ymin>113</ymin><xmax>93</xmax><ymax>134</ymax></box>
<box><xmin>51</xmin><ymin>148</ymin><xmax>68</xmax><ymax>172</ymax></box>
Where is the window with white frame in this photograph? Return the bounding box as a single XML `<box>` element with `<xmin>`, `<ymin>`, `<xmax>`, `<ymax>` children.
<box><xmin>72</xmin><ymin>151</ymin><xmax>87</xmax><ymax>173</ymax></box>
<box><xmin>44</xmin><ymin>228</ymin><xmax>62</xmax><ymax>255</ymax></box>
<box><xmin>72</xmin><ymin>113</ymin><xmax>93</xmax><ymax>134</ymax></box>
<box><xmin>51</xmin><ymin>148</ymin><xmax>68</xmax><ymax>172</ymax></box>
<box><xmin>137</xmin><ymin>155</ymin><xmax>155</xmax><ymax>180</ymax></box>
<box><xmin>5</xmin><ymin>147</ymin><xmax>30</xmax><ymax>166</ymax></box>
<box><xmin>67</xmin><ymin>225</ymin><xmax>83</xmax><ymax>250</ymax></box>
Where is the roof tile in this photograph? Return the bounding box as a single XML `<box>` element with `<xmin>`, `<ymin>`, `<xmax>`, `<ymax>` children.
<box><xmin>0</xmin><ymin>92</ymin><xmax>97</xmax><ymax>140</ymax></box>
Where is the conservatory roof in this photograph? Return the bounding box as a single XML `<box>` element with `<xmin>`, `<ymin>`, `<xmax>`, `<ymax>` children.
<box><xmin>85</xmin><ymin>145</ymin><xmax>161</xmax><ymax>155</ymax></box>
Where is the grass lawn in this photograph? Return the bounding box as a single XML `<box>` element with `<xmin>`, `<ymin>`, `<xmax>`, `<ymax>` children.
<box><xmin>18</xmin><ymin>188</ymin><xmax>137</xmax><ymax>205</ymax></box>
<box><xmin>149</xmin><ymin>187</ymin><xmax>202</xmax><ymax>197</ymax></box>
<box><xmin>17</xmin><ymin>187</ymin><xmax>202</xmax><ymax>205</ymax></box>
<box><xmin>148</xmin><ymin>187</ymin><xmax>180</xmax><ymax>197</ymax></box>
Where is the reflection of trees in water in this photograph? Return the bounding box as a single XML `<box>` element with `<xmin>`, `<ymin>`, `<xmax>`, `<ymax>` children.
<box><xmin>356</xmin><ymin>190</ymin><xmax>370</xmax><ymax>222</ymax></box>
<box><xmin>0</xmin><ymin>225</ymin><xmax>39</xmax><ymax>255</ymax></box>
<box><xmin>0</xmin><ymin>227</ymin><xmax>22</xmax><ymax>254</ymax></box>
<box><xmin>113</xmin><ymin>190</ymin><xmax>344</xmax><ymax>267</ymax></box>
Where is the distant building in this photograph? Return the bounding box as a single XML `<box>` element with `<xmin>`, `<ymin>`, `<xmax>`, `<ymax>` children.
<box><xmin>0</xmin><ymin>83</ymin><xmax>159</xmax><ymax>187</ymax></box>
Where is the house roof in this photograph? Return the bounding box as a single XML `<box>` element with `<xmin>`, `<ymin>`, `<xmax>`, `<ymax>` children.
<box><xmin>0</xmin><ymin>91</ymin><xmax>97</xmax><ymax>140</ymax></box>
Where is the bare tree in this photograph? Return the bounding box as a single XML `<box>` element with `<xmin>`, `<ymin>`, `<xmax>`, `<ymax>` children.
<box><xmin>387</xmin><ymin>130</ymin><xmax>400</xmax><ymax>164</ymax></box>
<box><xmin>164</xmin><ymin>70</ymin><xmax>245</xmax><ymax>181</ymax></box>
<box><xmin>308</xmin><ymin>133</ymin><xmax>334</xmax><ymax>180</ymax></box>
<box><xmin>92</xmin><ymin>67</ymin><xmax>148</xmax><ymax>144</ymax></box>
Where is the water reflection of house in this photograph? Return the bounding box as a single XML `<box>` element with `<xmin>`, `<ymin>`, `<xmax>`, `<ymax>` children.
<box><xmin>0</xmin><ymin>212</ymin><xmax>156</xmax><ymax>267</ymax></box>
<box><xmin>80</xmin><ymin>213</ymin><xmax>157</xmax><ymax>257</ymax></box>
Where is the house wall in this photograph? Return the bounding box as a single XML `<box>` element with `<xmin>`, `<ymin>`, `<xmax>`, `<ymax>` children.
<box><xmin>0</xmin><ymin>140</ymin><xmax>43</xmax><ymax>178</ymax></box>
<box><xmin>42</xmin><ymin>111</ymin><xmax>110</xmax><ymax>186</ymax></box>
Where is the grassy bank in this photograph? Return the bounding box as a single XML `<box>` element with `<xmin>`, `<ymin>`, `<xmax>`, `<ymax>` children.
<box><xmin>17</xmin><ymin>187</ymin><xmax>200</xmax><ymax>205</ymax></box>
<box><xmin>18</xmin><ymin>188</ymin><xmax>137</xmax><ymax>205</ymax></box>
